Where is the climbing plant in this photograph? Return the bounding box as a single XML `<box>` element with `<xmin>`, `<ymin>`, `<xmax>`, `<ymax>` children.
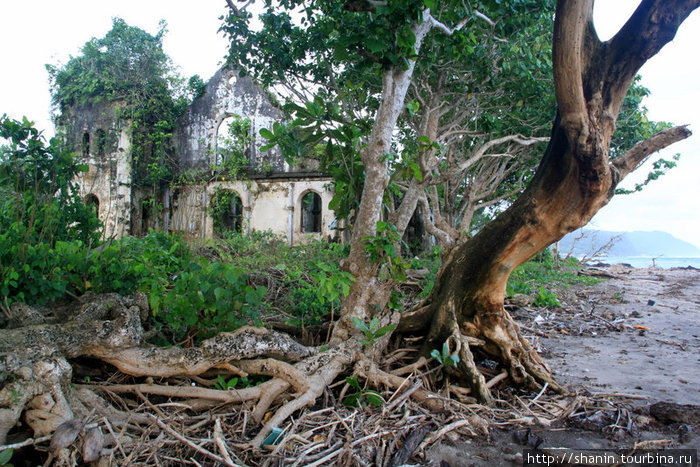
<box><xmin>47</xmin><ymin>18</ymin><xmax>193</xmax><ymax>187</ymax></box>
<box><xmin>210</xmin><ymin>188</ymin><xmax>244</xmax><ymax>236</ymax></box>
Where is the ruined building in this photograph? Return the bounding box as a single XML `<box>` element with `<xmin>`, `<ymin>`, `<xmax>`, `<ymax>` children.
<box><xmin>62</xmin><ymin>67</ymin><xmax>337</xmax><ymax>243</ymax></box>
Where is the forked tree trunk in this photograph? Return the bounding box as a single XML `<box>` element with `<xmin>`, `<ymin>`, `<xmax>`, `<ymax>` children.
<box><xmin>401</xmin><ymin>0</ymin><xmax>697</xmax><ymax>402</ymax></box>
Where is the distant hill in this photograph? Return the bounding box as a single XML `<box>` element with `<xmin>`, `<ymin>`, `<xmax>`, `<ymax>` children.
<box><xmin>556</xmin><ymin>229</ymin><xmax>700</xmax><ymax>258</ymax></box>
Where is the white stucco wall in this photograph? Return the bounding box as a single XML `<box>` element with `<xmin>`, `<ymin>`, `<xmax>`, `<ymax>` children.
<box><xmin>169</xmin><ymin>178</ymin><xmax>336</xmax><ymax>244</ymax></box>
<box><xmin>76</xmin><ymin>128</ymin><xmax>132</xmax><ymax>239</ymax></box>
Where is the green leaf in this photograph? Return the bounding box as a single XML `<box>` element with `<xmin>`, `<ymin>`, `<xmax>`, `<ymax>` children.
<box><xmin>345</xmin><ymin>376</ymin><xmax>361</xmax><ymax>390</ymax></box>
<box><xmin>351</xmin><ymin>317</ymin><xmax>369</xmax><ymax>333</ymax></box>
<box><xmin>0</xmin><ymin>449</ymin><xmax>12</xmax><ymax>465</ymax></box>
<box><xmin>259</xmin><ymin>128</ymin><xmax>275</xmax><ymax>140</ymax></box>
<box><xmin>342</xmin><ymin>394</ymin><xmax>360</xmax><ymax>407</ymax></box>
<box><xmin>363</xmin><ymin>391</ymin><xmax>385</xmax><ymax>407</ymax></box>
<box><xmin>372</xmin><ymin>324</ymin><xmax>397</xmax><ymax>339</ymax></box>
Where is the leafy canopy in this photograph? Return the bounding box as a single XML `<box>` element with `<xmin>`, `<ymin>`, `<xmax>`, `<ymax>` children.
<box><xmin>223</xmin><ymin>0</ymin><xmax>678</xmax><ymax>237</ymax></box>
<box><xmin>47</xmin><ymin>18</ymin><xmax>202</xmax><ymax>186</ymax></box>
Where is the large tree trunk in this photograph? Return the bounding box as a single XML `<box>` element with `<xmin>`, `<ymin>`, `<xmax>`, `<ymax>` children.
<box><xmin>401</xmin><ymin>0</ymin><xmax>697</xmax><ymax>402</ymax></box>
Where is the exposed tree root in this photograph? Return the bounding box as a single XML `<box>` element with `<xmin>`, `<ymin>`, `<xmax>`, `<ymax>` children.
<box><xmin>357</xmin><ymin>359</ymin><xmax>453</xmax><ymax>412</ymax></box>
<box><xmin>402</xmin><ymin>301</ymin><xmax>565</xmax><ymax>404</ymax></box>
<box><xmin>90</xmin><ymin>327</ymin><xmax>316</xmax><ymax>378</ymax></box>
<box><xmin>476</xmin><ymin>310</ymin><xmax>565</xmax><ymax>394</ymax></box>
<box><xmin>250</xmin><ymin>347</ymin><xmax>353</xmax><ymax>448</ymax></box>
<box><xmin>0</xmin><ymin>293</ymin><xmax>323</xmax><ymax>448</ymax></box>
<box><xmin>2</xmin><ymin>291</ymin><xmax>563</xmax><ymax>463</ymax></box>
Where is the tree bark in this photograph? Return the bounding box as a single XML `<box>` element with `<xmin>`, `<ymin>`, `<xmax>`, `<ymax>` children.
<box><xmin>402</xmin><ymin>0</ymin><xmax>697</xmax><ymax>402</ymax></box>
<box><xmin>331</xmin><ymin>13</ymin><xmax>435</xmax><ymax>344</ymax></box>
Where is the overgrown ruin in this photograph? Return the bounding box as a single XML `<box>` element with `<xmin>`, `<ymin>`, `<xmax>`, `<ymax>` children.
<box><xmin>63</xmin><ymin>67</ymin><xmax>338</xmax><ymax>243</ymax></box>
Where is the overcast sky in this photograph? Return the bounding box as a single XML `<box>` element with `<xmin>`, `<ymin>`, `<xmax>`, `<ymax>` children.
<box><xmin>1</xmin><ymin>1</ymin><xmax>698</xmax><ymax>249</ymax></box>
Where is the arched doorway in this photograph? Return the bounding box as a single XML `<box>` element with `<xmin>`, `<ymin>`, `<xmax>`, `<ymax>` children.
<box><xmin>301</xmin><ymin>191</ymin><xmax>322</xmax><ymax>233</ymax></box>
<box><xmin>212</xmin><ymin>189</ymin><xmax>244</xmax><ymax>236</ymax></box>
<box><xmin>85</xmin><ymin>194</ymin><xmax>99</xmax><ymax>216</ymax></box>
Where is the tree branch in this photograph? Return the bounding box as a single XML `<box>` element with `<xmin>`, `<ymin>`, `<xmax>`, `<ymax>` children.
<box><xmin>455</xmin><ymin>135</ymin><xmax>547</xmax><ymax>174</ymax></box>
<box><xmin>552</xmin><ymin>0</ymin><xmax>592</xmax><ymax>120</ymax></box>
<box><xmin>426</xmin><ymin>9</ymin><xmax>494</xmax><ymax>36</ymax></box>
<box><xmin>224</xmin><ymin>0</ymin><xmax>254</xmax><ymax>17</ymax></box>
<box><xmin>605</xmin><ymin>0</ymin><xmax>700</xmax><ymax>113</ymax></box>
<box><xmin>612</xmin><ymin>125</ymin><xmax>692</xmax><ymax>180</ymax></box>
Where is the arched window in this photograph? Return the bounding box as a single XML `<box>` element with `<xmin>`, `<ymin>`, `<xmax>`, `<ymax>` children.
<box><xmin>212</xmin><ymin>190</ymin><xmax>244</xmax><ymax>236</ymax></box>
<box><xmin>85</xmin><ymin>194</ymin><xmax>99</xmax><ymax>216</ymax></box>
<box><xmin>81</xmin><ymin>131</ymin><xmax>90</xmax><ymax>157</ymax></box>
<box><xmin>141</xmin><ymin>200</ymin><xmax>151</xmax><ymax>235</ymax></box>
<box><xmin>214</xmin><ymin>115</ymin><xmax>252</xmax><ymax>169</ymax></box>
<box><xmin>95</xmin><ymin>129</ymin><xmax>107</xmax><ymax>156</ymax></box>
<box><xmin>301</xmin><ymin>191</ymin><xmax>322</xmax><ymax>233</ymax></box>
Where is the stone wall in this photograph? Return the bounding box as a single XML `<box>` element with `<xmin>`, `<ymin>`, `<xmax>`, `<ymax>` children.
<box><xmin>175</xmin><ymin>67</ymin><xmax>284</xmax><ymax>172</ymax></box>
<box><xmin>171</xmin><ymin>176</ymin><xmax>337</xmax><ymax>244</ymax></box>
<box><xmin>67</xmin><ymin>66</ymin><xmax>338</xmax><ymax>244</ymax></box>
<box><xmin>66</xmin><ymin>102</ymin><xmax>133</xmax><ymax>239</ymax></box>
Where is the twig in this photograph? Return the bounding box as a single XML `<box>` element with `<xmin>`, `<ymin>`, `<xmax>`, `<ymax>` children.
<box><xmin>419</xmin><ymin>420</ymin><xmax>475</xmax><ymax>450</ymax></box>
<box><xmin>485</xmin><ymin>371</ymin><xmax>509</xmax><ymax>389</ymax></box>
<box><xmin>214</xmin><ymin>418</ymin><xmax>236</xmax><ymax>466</ymax></box>
<box><xmin>526</xmin><ymin>382</ymin><xmax>549</xmax><ymax>408</ymax></box>
<box><xmin>89</xmin><ymin>382</ymin><xmax>263</xmax><ymax>403</ymax></box>
<box><xmin>385</xmin><ymin>381</ymin><xmax>424</xmax><ymax>412</ymax></box>
<box><xmin>519</xmin><ymin>324</ymin><xmax>550</xmax><ymax>338</ymax></box>
<box><xmin>148</xmin><ymin>414</ymin><xmax>238</xmax><ymax>467</ymax></box>
<box><xmin>390</xmin><ymin>357</ymin><xmax>429</xmax><ymax>376</ymax></box>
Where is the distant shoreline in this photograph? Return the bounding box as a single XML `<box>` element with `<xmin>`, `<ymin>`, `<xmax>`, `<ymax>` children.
<box><xmin>583</xmin><ymin>256</ymin><xmax>700</xmax><ymax>269</ymax></box>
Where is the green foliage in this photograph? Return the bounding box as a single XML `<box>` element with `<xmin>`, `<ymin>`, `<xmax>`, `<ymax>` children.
<box><xmin>187</xmin><ymin>74</ymin><xmax>207</xmax><ymax>100</ymax></box>
<box><xmin>411</xmin><ymin>245</ymin><xmax>444</xmax><ymax>299</ymax></box>
<box><xmin>285</xmin><ymin>259</ymin><xmax>354</xmax><ymax>327</ymax></box>
<box><xmin>226</xmin><ymin>0</ymin><xmax>676</xmax><ymax>246</ymax></box>
<box><xmin>215</xmin><ymin>114</ymin><xmax>252</xmax><ymax>177</ymax></box>
<box><xmin>213</xmin><ymin>374</ymin><xmax>266</xmax><ymax>390</ymax></box>
<box><xmin>430</xmin><ymin>341</ymin><xmax>460</xmax><ymax>367</ymax></box>
<box><xmin>198</xmin><ymin>232</ymin><xmax>351</xmax><ymax>327</ymax></box>
<box><xmin>155</xmin><ymin>259</ymin><xmax>267</xmax><ymax>342</ymax></box>
<box><xmin>210</xmin><ymin>188</ymin><xmax>244</xmax><ymax>236</ymax></box>
<box><xmin>363</xmin><ymin>221</ymin><xmax>409</xmax><ymax>280</ymax></box>
<box><xmin>0</xmin><ymin>448</ymin><xmax>13</xmax><ymax>467</ymax></box>
<box><xmin>611</xmin><ymin>76</ymin><xmax>678</xmax><ymax>195</ymax></box>
<box><xmin>342</xmin><ymin>375</ymin><xmax>385</xmax><ymax>408</ymax></box>
<box><xmin>533</xmin><ymin>285</ymin><xmax>561</xmax><ymax>308</ymax></box>
<box><xmin>0</xmin><ymin>116</ymin><xmax>102</xmax><ymax>306</ymax></box>
<box><xmin>506</xmin><ymin>248</ymin><xmax>601</xmax><ymax>305</ymax></box>
<box><xmin>611</xmin><ymin>77</ymin><xmax>673</xmax><ymax>157</ymax></box>
<box><xmin>615</xmin><ymin>154</ymin><xmax>681</xmax><ymax>195</ymax></box>
<box><xmin>350</xmin><ymin>316</ymin><xmax>396</xmax><ymax>347</ymax></box>
<box><xmin>47</xmin><ymin>18</ymin><xmax>191</xmax><ymax>186</ymax></box>
<box><xmin>87</xmin><ymin>232</ymin><xmax>191</xmax><ymax>296</ymax></box>
<box><xmin>46</xmin><ymin>18</ymin><xmax>170</xmax><ymax>108</ymax></box>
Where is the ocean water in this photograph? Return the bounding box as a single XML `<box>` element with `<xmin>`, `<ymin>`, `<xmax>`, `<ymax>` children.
<box><xmin>587</xmin><ymin>256</ymin><xmax>700</xmax><ymax>269</ymax></box>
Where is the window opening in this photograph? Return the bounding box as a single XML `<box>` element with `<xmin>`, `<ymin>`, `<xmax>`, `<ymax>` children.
<box><xmin>301</xmin><ymin>192</ymin><xmax>322</xmax><ymax>233</ymax></box>
<box><xmin>212</xmin><ymin>190</ymin><xmax>243</xmax><ymax>236</ymax></box>
<box><xmin>81</xmin><ymin>132</ymin><xmax>90</xmax><ymax>157</ymax></box>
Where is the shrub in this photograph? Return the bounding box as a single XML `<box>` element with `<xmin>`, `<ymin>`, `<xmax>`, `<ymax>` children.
<box><xmin>0</xmin><ymin>116</ymin><xmax>102</xmax><ymax>306</ymax></box>
<box><xmin>153</xmin><ymin>259</ymin><xmax>267</xmax><ymax>342</ymax></box>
